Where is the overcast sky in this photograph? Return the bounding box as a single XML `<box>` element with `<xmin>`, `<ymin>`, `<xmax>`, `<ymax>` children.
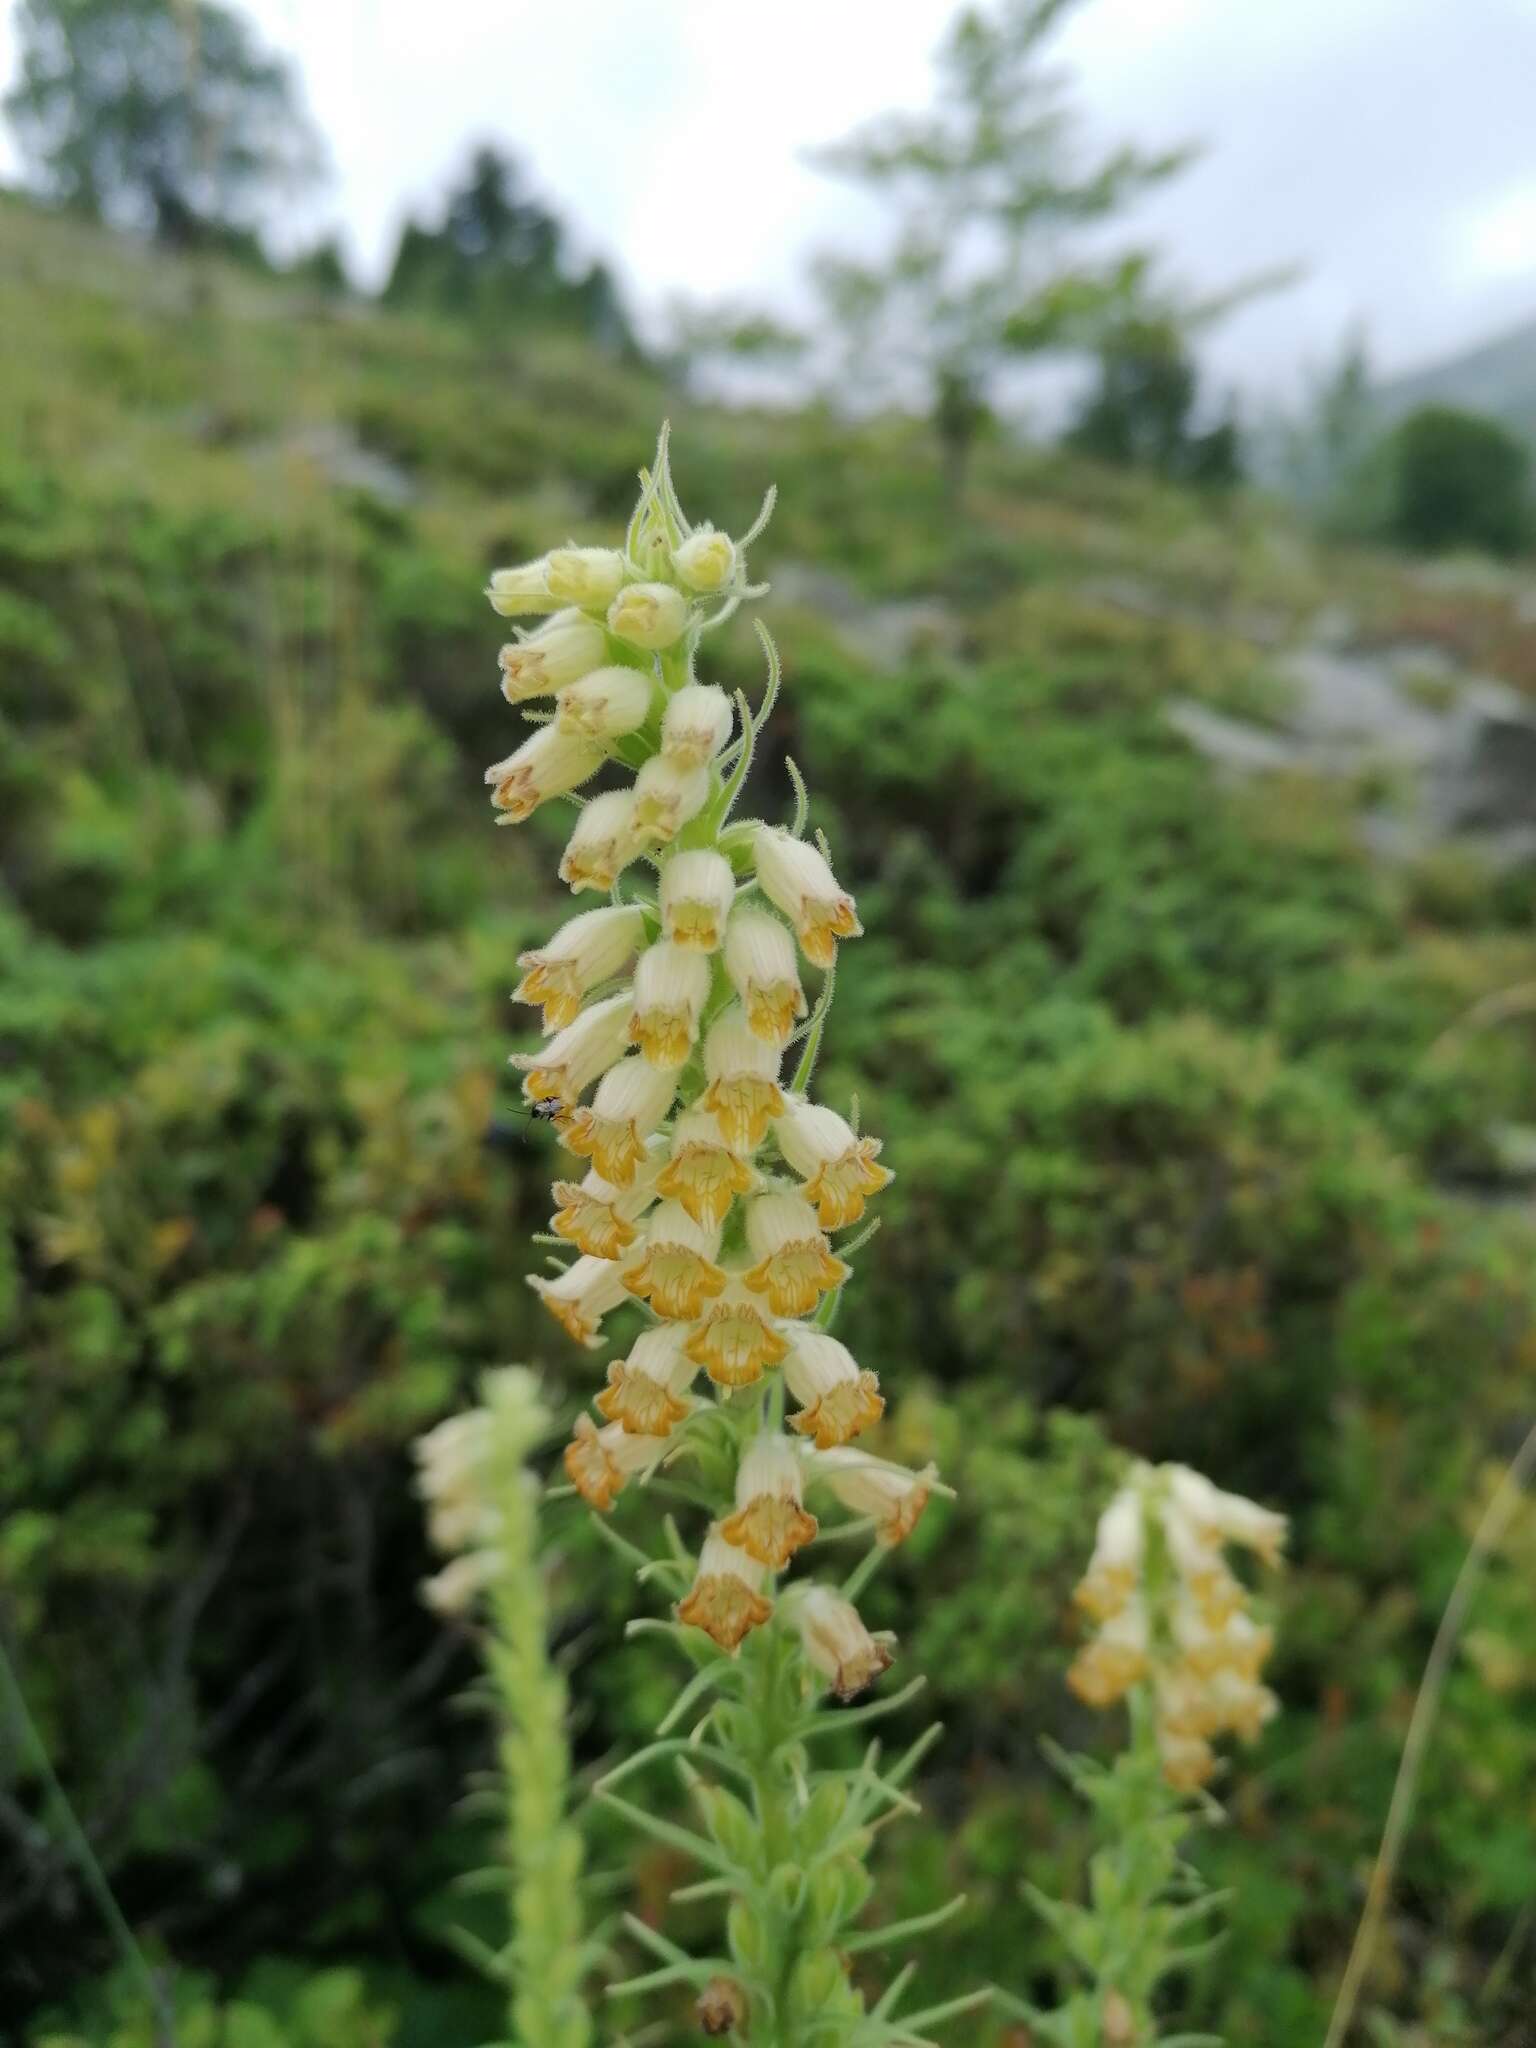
<box><xmin>3</xmin><ymin>0</ymin><xmax>1535</xmax><ymax>402</ymax></box>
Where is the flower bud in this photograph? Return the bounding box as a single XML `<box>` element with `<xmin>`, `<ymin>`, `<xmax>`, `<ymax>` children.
<box><xmin>556</xmin><ymin>664</ymin><xmax>652</xmax><ymax>742</ymax></box>
<box><xmin>661</xmin><ymin>848</ymin><xmax>735</xmax><ymax>950</ymax></box>
<box><xmin>773</xmin><ymin>1096</ymin><xmax>892</xmax><ymax>1230</ymax></box>
<box><xmin>673</xmin><ymin>529</ymin><xmax>737</xmax><ymax>593</ymax></box>
<box><xmin>627</xmin><ymin>940</ymin><xmax>710</xmax><ymax>1069</ymax></box>
<box><xmin>499</xmin><ymin>609</ymin><xmax>607</xmax><ymax>700</ymax></box>
<box><xmin>558</xmin><ymin>788</ymin><xmax>640</xmax><ymax>893</ymax></box>
<box><xmin>621</xmin><ymin>1201</ymin><xmax>727</xmax><ymax>1318</ymax></box>
<box><xmin>784</xmin><ymin>1330</ymin><xmax>883</xmax><ymax>1449</ymax></box>
<box><xmin>661</xmin><ymin>682</ymin><xmax>733</xmax><ymax>768</ymax></box>
<box><xmin>563</xmin><ymin>1055</ymin><xmax>676</xmax><ymax>1185</ymax></box>
<box><xmin>545</xmin><ymin>545</ymin><xmax>628</xmax><ymax>608</ymax></box>
<box><xmin>510</xmin><ymin>991</ymin><xmax>631</xmax><ymax>1107</ymax></box>
<box><xmin>676</xmin><ymin>1527</ymin><xmax>773</xmax><ymax>1650</ymax></box>
<box><xmin>725</xmin><ymin>907</ymin><xmax>806</xmax><ymax>1045</ymax></box>
<box><xmin>752</xmin><ymin>827</ymin><xmax>861</xmax><ymax>968</ymax></box>
<box><xmin>695</xmin><ymin>1978</ymin><xmax>747</xmax><ymax>2039</ymax></box>
<box><xmin>608</xmin><ymin>580</ymin><xmax>690</xmax><ymax>649</ymax></box>
<box><xmin>527</xmin><ymin>1254</ymin><xmax>628</xmax><ymax>1350</ymax></box>
<box><xmin>487</xmin><ymin>558</ymin><xmax>561</xmax><ymax>616</ymax></box>
<box><xmin>632</xmin><ymin>756</ymin><xmax>710</xmax><ymax>846</ymax></box>
<box><xmin>514</xmin><ymin>904</ymin><xmax>645</xmax><ymax>1032</ymax></box>
<box><xmin>793</xmin><ymin>1585</ymin><xmax>894</xmax><ymax>1700</ymax></box>
<box><xmin>484</xmin><ymin>724</ymin><xmax>602</xmax><ymax>822</ymax></box>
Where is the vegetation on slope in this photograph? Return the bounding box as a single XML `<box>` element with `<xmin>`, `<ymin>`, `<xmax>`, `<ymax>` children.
<box><xmin>4</xmin><ymin>193</ymin><xmax>1536</xmax><ymax>2045</ymax></box>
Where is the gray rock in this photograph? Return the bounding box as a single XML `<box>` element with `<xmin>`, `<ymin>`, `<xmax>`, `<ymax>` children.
<box><xmin>1168</xmin><ymin>631</ymin><xmax>1536</xmax><ymax>861</ymax></box>
<box><xmin>771</xmin><ymin>561</ymin><xmax>960</xmax><ymax>670</ymax></box>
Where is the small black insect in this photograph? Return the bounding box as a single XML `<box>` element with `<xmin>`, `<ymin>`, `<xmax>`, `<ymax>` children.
<box><xmin>484</xmin><ymin>1098</ymin><xmax>567</xmax><ymax>1154</ymax></box>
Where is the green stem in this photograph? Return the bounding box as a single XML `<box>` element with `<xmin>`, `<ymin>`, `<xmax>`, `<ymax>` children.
<box><xmin>0</xmin><ymin>1633</ymin><xmax>176</xmax><ymax>2046</ymax></box>
<box><xmin>486</xmin><ymin>1459</ymin><xmax>589</xmax><ymax>2048</ymax></box>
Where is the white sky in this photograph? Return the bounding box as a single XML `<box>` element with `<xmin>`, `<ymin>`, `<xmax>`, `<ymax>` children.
<box><xmin>3</xmin><ymin>0</ymin><xmax>1536</xmax><ymax>402</ymax></box>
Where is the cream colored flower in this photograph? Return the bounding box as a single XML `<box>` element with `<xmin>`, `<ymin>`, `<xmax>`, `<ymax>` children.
<box><xmin>721</xmin><ymin>1433</ymin><xmax>816</xmax><ymax>1568</ymax></box>
<box><xmin>562</xmin><ymin>1056</ymin><xmax>676</xmax><ymax>1186</ymax></box>
<box><xmin>609</xmin><ymin>580</ymin><xmax>690</xmax><ymax>649</ymax></box>
<box><xmin>661</xmin><ymin>849</ymin><xmax>735</xmax><ymax>951</ymax></box>
<box><xmin>564</xmin><ymin>1412</ymin><xmax>668</xmax><ymax>1510</ymax></box>
<box><xmin>414</xmin><ymin>1407</ymin><xmax>497</xmax><ymax>1553</ymax></box>
<box><xmin>549</xmin><ymin>1159</ymin><xmax>660</xmax><ymax>1260</ymax></box>
<box><xmin>794</xmin><ymin>1585</ymin><xmax>894</xmax><ymax>1701</ymax></box>
<box><xmin>752</xmin><ymin>827</ymin><xmax>861</xmax><ymax>968</ymax></box>
<box><xmin>597</xmin><ymin>1323</ymin><xmax>700</xmax><ymax>1436</ymax></box>
<box><xmin>1073</xmin><ymin>1486</ymin><xmax>1145</xmax><ymax>1623</ymax></box>
<box><xmin>422</xmin><ymin>1548</ymin><xmax>502</xmax><ymax>1617</ymax></box>
<box><xmin>558</xmin><ymin>788</ymin><xmax>641</xmax><ymax>894</ymax></box>
<box><xmin>784</xmin><ymin>1329</ymin><xmax>884</xmax><ymax>1449</ymax></box>
<box><xmin>511</xmin><ymin>992</ymin><xmax>632</xmax><ymax>1108</ymax></box>
<box><xmin>677</xmin><ymin>1528</ymin><xmax>773</xmax><ymax>1650</ymax></box>
<box><xmin>655</xmin><ymin>1108</ymin><xmax>758</xmax><ymax>1229</ymax></box>
<box><xmin>621</xmin><ymin>1202</ymin><xmax>728</xmax><ymax>1319</ymax></box>
<box><xmin>632</xmin><ymin>757</ymin><xmax>709</xmax><ymax>846</ymax></box>
<box><xmin>514</xmin><ymin>905</ymin><xmax>645</xmax><ymax>1032</ymax></box>
<box><xmin>682</xmin><ymin>1276</ymin><xmax>789</xmax><ymax>1389</ymax></box>
<box><xmin>702</xmin><ymin>1008</ymin><xmax>785</xmax><ymax>1150</ymax></box>
<box><xmin>809</xmin><ymin>1446</ymin><xmax>935</xmax><ymax>1546</ymax></box>
<box><xmin>527</xmin><ymin>1254</ymin><xmax>628</xmax><ymax>1349</ymax></box>
<box><xmin>772</xmin><ymin>1097</ymin><xmax>892</xmax><ymax>1230</ymax></box>
<box><xmin>627</xmin><ymin>940</ymin><xmax>710</xmax><ymax>1070</ymax></box>
<box><xmin>485</xmin><ymin>724</ymin><xmax>603</xmax><ymax>822</ymax></box>
<box><xmin>661</xmin><ymin>682</ymin><xmax>733</xmax><ymax>769</ymax></box>
<box><xmin>499</xmin><ymin>609</ymin><xmax>608</xmax><ymax>701</ymax></box>
<box><xmin>556</xmin><ymin>664</ymin><xmax>652</xmax><ymax>742</ymax></box>
<box><xmin>741</xmin><ymin>1191</ymin><xmax>847</xmax><ymax>1317</ymax></box>
<box><xmin>1165</xmin><ymin>1465</ymin><xmax>1288</xmax><ymax>1567</ymax></box>
<box><xmin>1067</xmin><ymin>1599</ymin><xmax>1151</xmax><ymax>1709</ymax></box>
<box><xmin>546</xmin><ymin>545</ymin><xmax>628</xmax><ymax>608</ymax></box>
<box><xmin>725</xmin><ymin>907</ymin><xmax>806</xmax><ymax>1047</ymax></box>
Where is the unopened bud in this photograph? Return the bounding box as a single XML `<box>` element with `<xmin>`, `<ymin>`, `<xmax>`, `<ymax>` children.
<box><xmin>696</xmin><ymin>1976</ymin><xmax>747</xmax><ymax>2038</ymax></box>
<box><xmin>674</xmin><ymin>529</ymin><xmax>737</xmax><ymax>592</ymax></box>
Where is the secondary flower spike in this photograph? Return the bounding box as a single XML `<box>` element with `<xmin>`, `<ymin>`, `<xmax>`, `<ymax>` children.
<box><xmin>1069</xmin><ymin>1461</ymin><xmax>1287</xmax><ymax>1791</ymax></box>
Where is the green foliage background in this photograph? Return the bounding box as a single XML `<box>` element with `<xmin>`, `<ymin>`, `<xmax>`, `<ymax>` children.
<box><xmin>3</xmin><ymin>192</ymin><xmax>1536</xmax><ymax>2045</ymax></box>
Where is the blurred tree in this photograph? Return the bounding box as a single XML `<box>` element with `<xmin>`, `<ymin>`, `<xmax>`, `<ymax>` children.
<box><xmin>807</xmin><ymin>0</ymin><xmax>1194</xmax><ymax>499</ymax></box>
<box><xmin>3</xmin><ymin>0</ymin><xmax>324</xmax><ymax>248</ymax></box>
<box><xmin>1261</xmin><ymin>329</ymin><xmax>1395</xmax><ymax>534</ymax></box>
<box><xmin>382</xmin><ymin>144</ymin><xmax>639</xmax><ymax>358</ymax></box>
<box><xmin>1065</xmin><ymin>313</ymin><xmax>1242</xmax><ymax>488</ymax></box>
<box><xmin>1383</xmin><ymin>404</ymin><xmax>1532</xmax><ymax>557</ymax></box>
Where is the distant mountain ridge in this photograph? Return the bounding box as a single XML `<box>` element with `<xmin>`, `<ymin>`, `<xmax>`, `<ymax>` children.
<box><xmin>1377</xmin><ymin>313</ymin><xmax>1536</xmax><ymax>439</ymax></box>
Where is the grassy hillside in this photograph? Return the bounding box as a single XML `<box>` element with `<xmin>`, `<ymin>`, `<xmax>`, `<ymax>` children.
<box><xmin>5</xmin><ymin>189</ymin><xmax>1536</xmax><ymax>2044</ymax></box>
